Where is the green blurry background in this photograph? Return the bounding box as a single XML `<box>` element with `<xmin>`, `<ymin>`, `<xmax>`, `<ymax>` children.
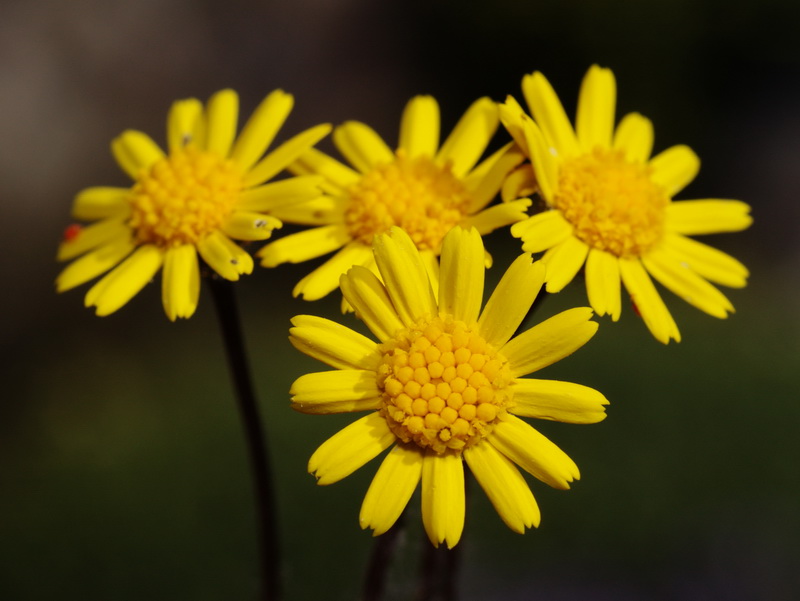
<box><xmin>1</xmin><ymin>0</ymin><xmax>799</xmax><ymax>599</ymax></box>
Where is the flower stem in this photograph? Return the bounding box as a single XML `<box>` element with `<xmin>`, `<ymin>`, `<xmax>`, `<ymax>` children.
<box><xmin>416</xmin><ymin>543</ymin><xmax>459</xmax><ymax>601</ymax></box>
<box><xmin>362</xmin><ymin>510</ymin><xmax>407</xmax><ymax>601</ymax></box>
<box><xmin>208</xmin><ymin>276</ymin><xmax>280</xmax><ymax>601</ymax></box>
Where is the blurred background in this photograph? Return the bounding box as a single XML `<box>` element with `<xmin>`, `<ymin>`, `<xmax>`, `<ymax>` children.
<box><xmin>2</xmin><ymin>0</ymin><xmax>799</xmax><ymax>599</ymax></box>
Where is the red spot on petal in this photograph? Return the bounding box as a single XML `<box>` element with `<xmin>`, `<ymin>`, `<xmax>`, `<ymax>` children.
<box><xmin>631</xmin><ymin>299</ymin><xmax>641</xmax><ymax>318</ymax></box>
<box><xmin>63</xmin><ymin>224</ymin><xmax>82</xmax><ymax>242</ymax></box>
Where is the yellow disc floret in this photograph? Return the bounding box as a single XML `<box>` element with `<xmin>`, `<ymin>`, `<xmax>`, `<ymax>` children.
<box><xmin>555</xmin><ymin>148</ymin><xmax>669</xmax><ymax>257</ymax></box>
<box><xmin>128</xmin><ymin>146</ymin><xmax>242</xmax><ymax>247</ymax></box>
<box><xmin>376</xmin><ymin>316</ymin><xmax>513</xmax><ymax>454</ymax></box>
<box><xmin>344</xmin><ymin>151</ymin><xmax>472</xmax><ymax>251</ymax></box>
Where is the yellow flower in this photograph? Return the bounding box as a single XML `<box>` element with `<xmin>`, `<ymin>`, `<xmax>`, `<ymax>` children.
<box><xmin>500</xmin><ymin>66</ymin><xmax>752</xmax><ymax>343</ymax></box>
<box><xmin>289</xmin><ymin>226</ymin><xmax>607</xmax><ymax>548</ymax></box>
<box><xmin>56</xmin><ymin>89</ymin><xmax>331</xmax><ymax>319</ymax></box>
<box><xmin>257</xmin><ymin>95</ymin><xmax>532</xmax><ymax>301</ymax></box>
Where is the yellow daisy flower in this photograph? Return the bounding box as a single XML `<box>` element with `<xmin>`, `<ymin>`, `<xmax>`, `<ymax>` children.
<box><xmin>289</xmin><ymin>226</ymin><xmax>607</xmax><ymax>548</ymax></box>
<box><xmin>500</xmin><ymin>66</ymin><xmax>752</xmax><ymax>343</ymax></box>
<box><xmin>257</xmin><ymin>95</ymin><xmax>532</xmax><ymax>301</ymax></box>
<box><xmin>56</xmin><ymin>89</ymin><xmax>331</xmax><ymax>320</ymax></box>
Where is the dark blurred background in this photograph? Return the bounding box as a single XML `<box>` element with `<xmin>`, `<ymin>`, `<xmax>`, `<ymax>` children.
<box><xmin>1</xmin><ymin>0</ymin><xmax>799</xmax><ymax>599</ymax></box>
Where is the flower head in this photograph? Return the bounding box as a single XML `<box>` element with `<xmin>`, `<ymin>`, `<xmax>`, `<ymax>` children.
<box><xmin>501</xmin><ymin>66</ymin><xmax>752</xmax><ymax>343</ymax></box>
<box><xmin>56</xmin><ymin>89</ymin><xmax>330</xmax><ymax>319</ymax></box>
<box><xmin>290</xmin><ymin>226</ymin><xmax>607</xmax><ymax>548</ymax></box>
<box><xmin>258</xmin><ymin>95</ymin><xmax>532</xmax><ymax>301</ymax></box>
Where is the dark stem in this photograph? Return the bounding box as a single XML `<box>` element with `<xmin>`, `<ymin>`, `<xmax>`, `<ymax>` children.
<box><xmin>208</xmin><ymin>276</ymin><xmax>280</xmax><ymax>601</ymax></box>
<box><xmin>362</xmin><ymin>510</ymin><xmax>407</xmax><ymax>601</ymax></box>
<box><xmin>416</xmin><ymin>543</ymin><xmax>460</xmax><ymax>601</ymax></box>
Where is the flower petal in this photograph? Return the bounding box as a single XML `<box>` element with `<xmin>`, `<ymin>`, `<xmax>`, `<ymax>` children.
<box><xmin>267</xmin><ymin>196</ymin><xmax>342</xmax><ymax>226</ymax></box>
<box><xmin>511</xmin><ymin>378</ymin><xmax>609</xmax><ymax>424</ymax></box>
<box><xmin>230</xmin><ymin>89</ymin><xmax>293</xmax><ymax>171</ymax></box>
<box><xmin>619</xmin><ymin>257</ymin><xmax>681</xmax><ymax>344</ymax></box>
<box><xmin>221</xmin><ymin>211</ymin><xmax>282</xmax><ymax>241</ymax></box>
<box><xmin>373</xmin><ymin>228</ymin><xmax>437</xmax><ymax>327</ymax></box>
<box><xmin>238</xmin><ymin>174</ymin><xmax>326</xmax><ymax>212</ymax></box>
<box><xmin>649</xmin><ymin>145</ymin><xmax>700</xmax><ymax>197</ymax></box>
<box><xmin>257</xmin><ymin>225</ymin><xmax>351</xmax><ymax>267</ymax></box>
<box><xmin>511</xmin><ymin>210</ymin><xmax>573</xmax><ymax>254</ymax></box>
<box><xmin>464</xmin><ymin>440</ymin><xmax>540</xmax><ymax>533</ymax></box>
<box><xmin>161</xmin><ymin>244</ymin><xmax>200</xmax><ymax>321</ymax></box>
<box><xmin>576</xmin><ymin>65</ymin><xmax>616</xmax><ymax>151</ymax></box>
<box><xmin>665</xmin><ymin>199</ymin><xmax>752</xmax><ymax>235</ymax></box>
<box><xmin>334</xmin><ymin>121</ymin><xmax>394</xmax><ymax>174</ymax></box>
<box><xmin>438</xmin><ymin>227</ymin><xmax>485</xmax><ymax>325</ymax></box>
<box><xmin>460</xmin><ymin>199</ymin><xmax>532</xmax><ymax>236</ymax></box>
<box><xmin>196</xmin><ymin>231</ymin><xmax>253</xmax><ymax>281</ymax></box>
<box><xmin>111</xmin><ymin>130</ymin><xmax>165</xmax><ymax>179</ymax></box>
<box><xmin>542</xmin><ymin>236</ymin><xmax>590</xmax><ymax>293</ymax></box>
<box><xmin>501</xmin><ymin>307</ymin><xmax>598</xmax><ymax>377</ymax></box>
<box><xmin>398</xmin><ymin>95</ymin><xmax>440</xmax><ymax>159</ymax></box>
<box><xmin>463</xmin><ymin>143</ymin><xmax>526</xmax><ymax>211</ymax></box>
<box><xmin>71</xmin><ymin>187</ymin><xmax>131</xmax><ymax>221</ymax></box>
<box><xmin>498</xmin><ymin>95</ymin><xmax>531</xmax><ymax>156</ymax></box>
<box><xmin>167</xmin><ymin>98</ymin><xmax>203</xmax><ymax>152</ymax></box>
<box><xmin>245</xmin><ymin>125</ymin><xmax>334</xmax><ymax>188</ymax></box>
<box><xmin>292</xmin><ymin>242</ymin><xmax>372</xmax><ymax>301</ymax></box>
<box><xmin>290</xmin><ymin>370</ymin><xmax>382</xmax><ymax>414</ymax></box>
<box><xmin>360</xmin><ymin>444</ymin><xmax>423</xmax><ymax>535</ymax></box>
<box><xmin>643</xmin><ymin>248</ymin><xmax>734</xmax><ymax>318</ymax></box>
<box><xmin>203</xmin><ymin>89</ymin><xmax>239</xmax><ymax>158</ymax></box>
<box><xmin>84</xmin><ymin>245</ymin><xmax>164</xmax><ymax>316</ymax></box>
<box><xmin>56</xmin><ymin>238</ymin><xmax>135</xmax><ymax>292</ymax></box>
<box><xmin>613</xmin><ymin>112</ymin><xmax>654</xmax><ymax>163</ymax></box>
<box><xmin>57</xmin><ymin>217</ymin><xmax>131</xmax><ymax>262</ymax></box>
<box><xmin>436</xmin><ymin>97</ymin><xmax>499</xmax><ymax>177</ymax></box>
<box><xmin>289</xmin><ymin>314</ymin><xmax>381</xmax><ymax>370</ymax></box>
<box><xmin>340</xmin><ymin>265</ymin><xmax>404</xmax><ymax>342</ymax></box>
<box><xmin>478</xmin><ymin>254</ymin><xmax>545</xmax><ymax>349</ymax></box>
<box><xmin>421</xmin><ymin>450</ymin><xmax>465</xmax><ymax>548</ymax></box>
<box><xmin>489</xmin><ymin>416</ymin><xmax>580</xmax><ymax>489</ymax></box>
<box><xmin>521</xmin><ymin>71</ymin><xmax>579</xmax><ymax>157</ymax></box>
<box><xmin>308</xmin><ymin>412</ymin><xmax>395</xmax><ymax>485</ymax></box>
<box><xmin>501</xmin><ymin>163</ymin><xmax>537</xmax><ymax>203</ymax></box>
<box><xmin>585</xmin><ymin>249</ymin><xmax>622</xmax><ymax>321</ymax></box>
<box><xmin>660</xmin><ymin>233</ymin><xmax>749</xmax><ymax>288</ymax></box>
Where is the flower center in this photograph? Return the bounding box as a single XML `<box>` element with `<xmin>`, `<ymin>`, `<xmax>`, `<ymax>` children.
<box><xmin>128</xmin><ymin>146</ymin><xmax>243</xmax><ymax>247</ymax></box>
<box><xmin>554</xmin><ymin>148</ymin><xmax>669</xmax><ymax>257</ymax></box>
<box><xmin>376</xmin><ymin>316</ymin><xmax>513</xmax><ymax>454</ymax></box>
<box><xmin>344</xmin><ymin>151</ymin><xmax>472</xmax><ymax>251</ymax></box>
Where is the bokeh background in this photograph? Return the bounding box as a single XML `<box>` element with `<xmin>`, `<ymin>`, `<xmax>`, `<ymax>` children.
<box><xmin>2</xmin><ymin>0</ymin><xmax>799</xmax><ymax>599</ymax></box>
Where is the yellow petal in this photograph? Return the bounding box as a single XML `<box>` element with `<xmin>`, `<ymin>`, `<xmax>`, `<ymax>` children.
<box><xmin>521</xmin><ymin>71</ymin><xmax>579</xmax><ymax>157</ymax></box>
<box><xmin>71</xmin><ymin>187</ymin><xmax>130</xmax><ymax>221</ymax></box>
<box><xmin>161</xmin><ymin>244</ymin><xmax>199</xmax><ymax>321</ymax></box>
<box><xmin>576</xmin><ymin>65</ymin><xmax>616</xmax><ymax>151</ymax></box>
<box><xmin>438</xmin><ymin>227</ymin><xmax>485</xmax><ymax>325</ymax></box>
<box><xmin>290</xmin><ymin>370</ymin><xmax>382</xmax><ymax>414</ymax></box>
<box><xmin>203</xmin><ymin>89</ymin><xmax>239</xmax><ymax>158</ymax></box>
<box><xmin>289</xmin><ymin>314</ymin><xmax>381</xmax><ymax>370</ymax></box>
<box><xmin>498</xmin><ymin>95</ymin><xmax>530</xmax><ymax>155</ymax></box>
<box><xmin>613</xmin><ymin>112</ymin><xmax>654</xmax><ymax>163</ymax></box>
<box><xmin>230</xmin><ymin>89</ymin><xmax>293</xmax><ymax>170</ymax></box>
<box><xmin>585</xmin><ymin>249</ymin><xmax>622</xmax><ymax>321</ymax></box>
<box><xmin>618</xmin><ymin>257</ymin><xmax>681</xmax><ymax>344</ymax></box>
<box><xmin>308</xmin><ymin>413</ymin><xmax>395</xmax><ymax>485</ymax></box>
<box><xmin>257</xmin><ymin>225</ymin><xmax>350</xmax><ymax>267</ymax></box>
<box><xmin>511</xmin><ymin>210</ymin><xmax>573</xmax><ymax>254</ymax></box>
<box><xmin>460</xmin><ymin>199</ymin><xmax>532</xmax><ymax>236</ymax></box>
<box><xmin>489</xmin><ymin>416</ymin><xmax>580</xmax><ymax>489</ymax></box>
<box><xmin>57</xmin><ymin>217</ymin><xmax>131</xmax><ymax>262</ymax></box>
<box><xmin>292</xmin><ymin>243</ymin><xmax>372</xmax><ymax>301</ymax></box>
<box><xmin>649</xmin><ymin>144</ymin><xmax>700</xmax><ymax>197</ymax></box>
<box><xmin>520</xmin><ymin>117</ymin><xmax>558</xmax><ymax>203</ymax></box>
<box><xmin>542</xmin><ymin>236</ymin><xmax>590</xmax><ymax>293</ymax></box>
<box><xmin>360</xmin><ymin>444</ymin><xmax>423</xmax><ymax>535</ymax></box>
<box><xmin>478</xmin><ymin>255</ymin><xmax>545</xmax><ymax>349</ymax></box>
<box><xmin>333</xmin><ymin>121</ymin><xmax>395</xmax><ymax>173</ymax></box>
<box><xmin>436</xmin><ymin>97</ymin><xmax>499</xmax><ymax>177</ymax></box>
<box><xmin>244</xmin><ymin>124</ymin><xmax>334</xmax><ymax>188</ymax></box>
<box><xmin>167</xmin><ymin>98</ymin><xmax>203</xmax><ymax>152</ymax></box>
<box><xmin>463</xmin><ymin>143</ymin><xmax>526</xmax><ymax>211</ymax></box>
<box><xmin>501</xmin><ymin>307</ymin><xmax>598</xmax><ymax>377</ymax></box>
<box><xmin>660</xmin><ymin>233</ymin><xmax>749</xmax><ymax>288</ymax></box>
<box><xmin>238</xmin><ymin>175</ymin><xmax>326</xmax><ymax>212</ymax></box>
<box><xmin>340</xmin><ymin>265</ymin><xmax>404</xmax><ymax>342</ymax></box>
<box><xmin>665</xmin><ymin>199</ymin><xmax>752</xmax><ymax>235</ymax></box>
<box><xmin>220</xmin><ymin>211</ymin><xmax>282</xmax><ymax>241</ymax></box>
<box><xmin>288</xmin><ymin>147</ymin><xmax>359</xmax><ymax>191</ymax></box>
<box><xmin>511</xmin><ymin>378</ymin><xmax>609</xmax><ymax>424</ymax></box>
<box><xmin>500</xmin><ymin>163</ymin><xmax>537</xmax><ymax>203</ymax></box>
<box><xmin>421</xmin><ymin>450</ymin><xmax>465</xmax><ymax>549</ymax></box>
<box><xmin>84</xmin><ymin>245</ymin><xmax>164</xmax><ymax>316</ymax></box>
<box><xmin>56</xmin><ymin>238</ymin><xmax>135</xmax><ymax>292</ymax></box>
<box><xmin>372</xmin><ymin>228</ymin><xmax>437</xmax><ymax>327</ymax></box>
<box><xmin>111</xmin><ymin>130</ymin><xmax>165</xmax><ymax>179</ymax></box>
<box><xmin>196</xmin><ymin>231</ymin><xmax>253</xmax><ymax>281</ymax></box>
<box><xmin>398</xmin><ymin>95</ymin><xmax>440</xmax><ymax>159</ymax></box>
<box><xmin>464</xmin><ymin>441</ymin><xmax>540</xmax><ymax>533</ymax></box>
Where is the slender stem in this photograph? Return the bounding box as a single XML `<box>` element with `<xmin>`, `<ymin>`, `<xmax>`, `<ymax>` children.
<box><xmin>208</xmin><ymin>276</ymin><xmax>280</xmax><ymax>601</ymax></box>
<box><xmin>416</xmin><ymin>543</ymin><xmax>459</xmax><ymax>601</ymax></box>
<box><xmin>362</xmin><ymin>510</ymin><xmax>407</xmax><ymax>601</ymax></box>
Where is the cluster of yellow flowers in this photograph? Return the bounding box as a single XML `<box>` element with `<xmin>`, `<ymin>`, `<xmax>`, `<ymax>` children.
<box><xmin>56</xmin><ymin>66</ymin><xmax>751</xmax><ymax>549</ymax></box>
